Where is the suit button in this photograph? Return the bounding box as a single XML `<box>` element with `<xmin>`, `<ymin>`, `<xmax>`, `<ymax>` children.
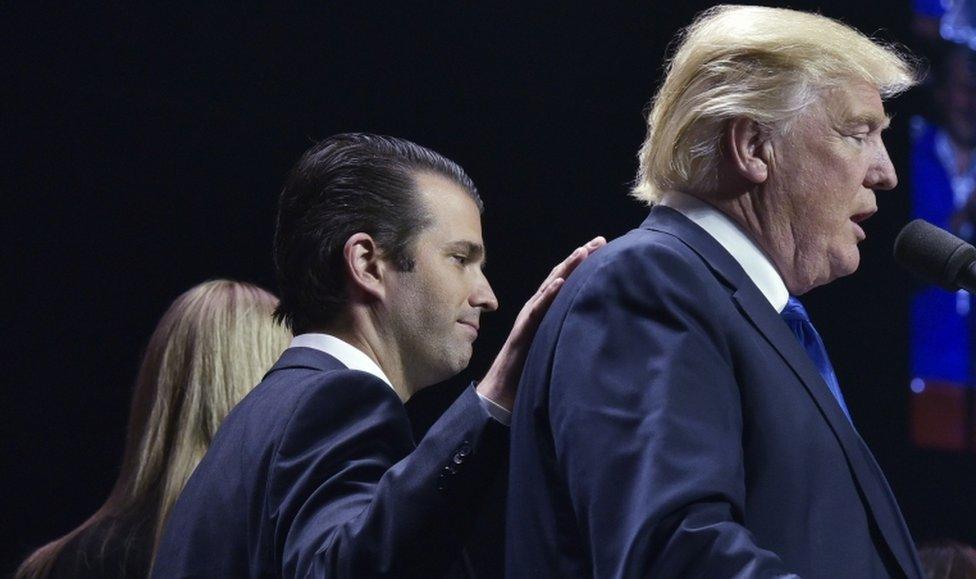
<box><xmin>452</xmin><ymin>452</ymin><xmax>464</xmax><ymax>464</ymax></box>
<box><xmin>443</xmin><ymin>464</ymin><xmax>458</xmax><ymax>475</ymax></box>
<box><xmin>456</xmin><ymin>441</ymin><xmax>471</xmax><ymax>457</ymax></box>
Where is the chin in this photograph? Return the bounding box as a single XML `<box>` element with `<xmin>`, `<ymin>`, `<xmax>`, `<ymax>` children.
<box><xmin>448</xmin><ymin>348</ymin><xmax>473</xmax><ymax>376</ymax></box>
<box><xmin>827</xmin><ymin>247</ymin><xmax>861</xmax><ymax>283</ymax></box>
<box><xmin>457</xmin><ymin>352</ymin><xmax>473</xmax><ymax>373</ymax></box>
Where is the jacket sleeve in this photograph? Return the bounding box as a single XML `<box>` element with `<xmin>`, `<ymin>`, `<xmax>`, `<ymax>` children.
<box><xmin>268</xmin><ymin>371</ymin><xmax>507</xmax><ymax>578</ymax></box>
<box><xmin>548</xmin><ymin>241</ymin><xmax>797</xmax><ymax>579</ymax></box>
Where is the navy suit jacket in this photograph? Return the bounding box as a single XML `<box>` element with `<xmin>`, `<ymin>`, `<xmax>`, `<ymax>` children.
<box><xmin>153</xmin><ymin>347</ymin><xmax>507</xmax><ymax>578</ymax></box>
<box><xmin>505</xmin><ymin>207</ymin><xmax>923</xmax><ymax>578</ymax></box>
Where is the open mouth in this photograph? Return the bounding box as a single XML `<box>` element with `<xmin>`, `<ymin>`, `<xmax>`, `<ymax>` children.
<box><xmin>850</xmin><ymin>210</ymin><xmax>876</xmax><ymax>224</ymax></box>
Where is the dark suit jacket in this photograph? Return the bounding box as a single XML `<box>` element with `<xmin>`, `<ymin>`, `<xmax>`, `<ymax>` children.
<box><xmin>505</xmin><ymin>207</ymin><xmax>923</xmax><ymax>578</ymax></box>
<box><xmin>152</xmin><ymin>347</ymin><xmax>507</xmax><ymax>578</ymax></box>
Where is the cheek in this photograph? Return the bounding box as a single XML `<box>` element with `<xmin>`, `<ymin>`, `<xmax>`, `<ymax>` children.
<box><xmin>789</xmin><ymin>197</ymin><xmax>845</xmax><ymax>253</ymax></box>
<box><xmin>821</xmin><ymin>160</ymin><xmax>864</xmax><ymax>213</ymax></box>
<box><xmin>451</xmin><ymin>274</ymin><xmax>478</xmax><ymax>305</ymax></box>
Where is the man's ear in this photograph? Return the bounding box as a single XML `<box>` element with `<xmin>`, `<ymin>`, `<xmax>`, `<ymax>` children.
<box><xmin>726</xmin><ymin>116</ymin><xmax>770</xmax><ymax>184</ymax></box>
<box><xmin>343</xmin><ymin>233</ymin><xmax>386</xmax><ymax>301</ymax></box>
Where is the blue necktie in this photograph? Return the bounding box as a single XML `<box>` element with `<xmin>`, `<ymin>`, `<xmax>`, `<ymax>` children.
<box><xmin>780</xmin><ymin>296</ymin><xmax>852</xmax><ymax>422</ymax></box>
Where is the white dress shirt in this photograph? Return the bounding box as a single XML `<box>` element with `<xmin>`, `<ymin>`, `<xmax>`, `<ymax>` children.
<box><xmin>659</xmin><ymin>191</ymin><xmax>790</xmax><ymax>313</ymax></box>
<box><xmin>288</xmin><ymin>333</ymin><xmax>511</xmax><ymax>425</ymax></box>
<box><xmin>290</xmin><ymin>333</ymin><xmax>395</xmax><ymax>387</ymax></box>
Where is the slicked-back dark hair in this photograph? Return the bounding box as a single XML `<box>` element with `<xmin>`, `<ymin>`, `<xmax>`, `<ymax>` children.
<box><xmin>273</xmin><ymin>133</ymin><xmax>482</xmax><ymax>334</ymax></box>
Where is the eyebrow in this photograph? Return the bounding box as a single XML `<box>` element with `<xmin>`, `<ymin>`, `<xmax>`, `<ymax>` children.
<box><xmin>445</xmin><ymin>240</ymin><xmax>486</xmax><ymax>265</ymax></box>
<box><xmin>844</xmin><ymin>113</ymin><xmax>892</xmax><ymax>131</ymax></box>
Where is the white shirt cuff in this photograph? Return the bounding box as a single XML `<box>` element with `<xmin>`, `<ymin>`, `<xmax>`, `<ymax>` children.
<box><xmin>476</xmin><ymin>392</ymin><xmax>512</xmax><ymax>426</ymax></box>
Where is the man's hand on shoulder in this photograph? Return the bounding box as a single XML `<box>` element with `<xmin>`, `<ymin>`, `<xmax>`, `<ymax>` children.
<box><xmin>476</xmin><ymin>236</ymin><xmax>606</xmax><ymax>410</ymax></box>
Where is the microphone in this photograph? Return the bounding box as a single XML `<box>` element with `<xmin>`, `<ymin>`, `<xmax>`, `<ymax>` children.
<box><xmin>893</xmin><ymin>219</ymin><xmax>976</xmax><ymax>293</ymax></box>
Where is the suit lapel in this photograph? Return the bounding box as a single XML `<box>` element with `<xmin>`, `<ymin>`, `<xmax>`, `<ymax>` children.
<box><xmin>643</xmin><ymin>206</ymin><xmax>922</xmax><ymax>579</ymax></box>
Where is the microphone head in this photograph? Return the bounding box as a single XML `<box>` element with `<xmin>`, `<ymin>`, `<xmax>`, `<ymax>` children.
<box><xmin>893</xmin><ymin>219</ymin><xmax>976</xmax><ymax>291</ymax></box>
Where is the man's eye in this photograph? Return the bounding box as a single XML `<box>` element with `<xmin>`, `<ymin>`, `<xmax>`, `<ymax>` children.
<box><xmin>451</xmin><ymin>254</ymin><xmax>469</xmax><ymax>265</ymax></box>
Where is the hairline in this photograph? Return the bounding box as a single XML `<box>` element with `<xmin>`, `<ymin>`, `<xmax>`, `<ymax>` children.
<box><xmin>393</xmin><ymin>167</ymin><xmax>484</xmax><ymax>265</ymax></box>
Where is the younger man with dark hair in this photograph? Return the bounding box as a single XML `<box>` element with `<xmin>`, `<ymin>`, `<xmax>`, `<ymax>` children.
<box><xmin>153</xmin><ymin>133</ymin><xmax>602</xmax><ymax>577</ymax></box>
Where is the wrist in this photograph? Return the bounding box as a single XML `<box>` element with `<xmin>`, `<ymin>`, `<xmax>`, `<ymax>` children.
<box><xmin>476</xmin><ymin>366</ymin><xmax>515</xmax><ymax>411</ymax></box>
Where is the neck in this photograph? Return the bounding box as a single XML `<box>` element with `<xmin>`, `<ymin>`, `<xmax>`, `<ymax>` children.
<box><xmin>706</xmin><ymin>188</ymin><xmax>815</xmax><ymax>295</ymax></box>
<box><xmin>316</xmin><ymin>312</ymin><xmax>415</xmax><ymax>402</ymax></box>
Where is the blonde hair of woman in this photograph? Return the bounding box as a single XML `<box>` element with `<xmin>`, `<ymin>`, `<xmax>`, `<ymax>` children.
<box><xmin>16</xmin><ymin>279</ymin><xmax>291</xmax><ymax>578</ymax></box>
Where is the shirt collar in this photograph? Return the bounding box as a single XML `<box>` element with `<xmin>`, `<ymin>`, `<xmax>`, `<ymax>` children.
<box><xmin>288</xmin><ymin>333</ymin><xmax>395</xmax><ymax>391</ymax></box>
<box><xmin>659</xmin><ymin>190</ymin><xmax>790</xmax><ymax>312</ymax></box>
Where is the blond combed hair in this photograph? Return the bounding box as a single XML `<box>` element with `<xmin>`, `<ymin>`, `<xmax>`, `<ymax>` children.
<box><xmin>16</xmin><ymin>280</ymin><xmax>291</xmax><ymax>579</ymax></box>
<box><xmin>632</xmin><ymin>4</ymin><xmax>920</xmax><ymax>204</ymax></box>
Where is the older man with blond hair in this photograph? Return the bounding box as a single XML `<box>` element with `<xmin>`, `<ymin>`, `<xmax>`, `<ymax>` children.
<box><xmin>506</xmin><ymin>5</ymin><xmax>923</xmax><ymax>578</ymax></box>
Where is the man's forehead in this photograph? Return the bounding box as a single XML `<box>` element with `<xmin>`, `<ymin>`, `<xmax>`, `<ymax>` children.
<box><xmin>823</xmin><ymin>82</ymin><xmax>888</xmax><ymax>128</ymax></box>
<box><xmin>412</xmin><ymin>172</ymin><xmax>480</xmax><ymax>216</ymax></box>
<box><xmin>411</xmin><ymin>172</ymin><xmax>484</xmax><ymax>243</ymax></box>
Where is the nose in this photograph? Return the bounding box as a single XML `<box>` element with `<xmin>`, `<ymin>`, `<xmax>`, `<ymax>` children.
<box><xmin>471</xmin><ymin>270</ymin><xmax>499</xmax><ymax>312</ymax></box>
<box><xmin>866</xmin><ymin>142</ymin><xmax>898</xmax><ymax>191</ymax></box>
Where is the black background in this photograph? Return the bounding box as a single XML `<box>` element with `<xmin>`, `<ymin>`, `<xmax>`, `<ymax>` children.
<box><xmin>4</xmin><ymin>1</ymin><xmax>973</xmax><ymax>574</ymax></box>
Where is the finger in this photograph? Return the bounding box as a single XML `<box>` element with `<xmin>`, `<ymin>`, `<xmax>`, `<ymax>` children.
<box><xmin>530</xmin><ymin>277</ymin><xmax>565</xmax><ymax>316</ymax></box>
<box><xmin>538</xmin><ymin>247</ymin><xmax>581</xmax><ymax>292</ymax></box>
<box><xmin>545</xmin><ymin>237</ymin><xmax>603</xmax><ymax>285</ymax></box>
<box><xmin>516</xmin><ymin>277</ymin><xmax>565</xmax><ymax>338</ymax></box>
<box><xmin>541</xmin><ymin>276</ymin><xmax>565</xmax><ymax>299</ymax></box>
<box><xmin>584</xmin><ymin>236</ymin><xmax>607</xmax><ymax>250</ymax></box>
<box><xmin>535</xmin><ymin>236</ymin><xmax>606</xmax><ymax>296</ymax></box>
